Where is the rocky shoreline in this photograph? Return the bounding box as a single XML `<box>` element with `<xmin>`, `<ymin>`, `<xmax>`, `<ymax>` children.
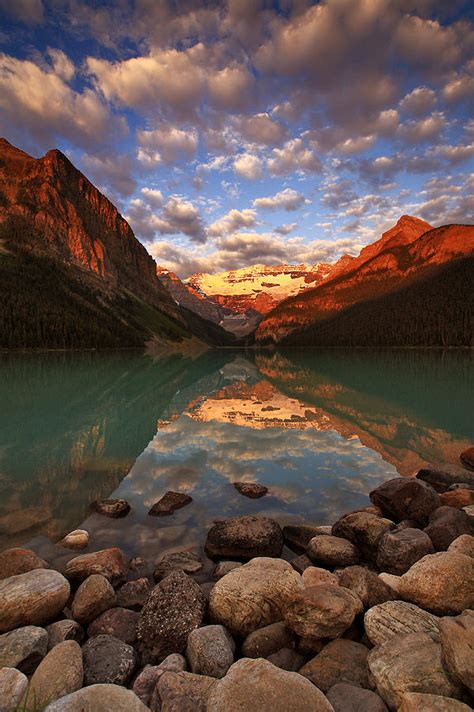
<box><xmin>1</xmin><ymin>451</ymin><xmax>474</xmax><ymax>711</ymax></box>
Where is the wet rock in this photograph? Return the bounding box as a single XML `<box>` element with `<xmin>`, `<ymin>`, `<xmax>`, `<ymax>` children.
<box><xmin>82</xmin><ymin>634</ymin><xmax>137</xmax><ymax>686</ymax></box>
<box><xmin>303</xmin><ymin>566</ymin><xmax>339</xmax><ymax>588</ymax></box>
<box><xmin>0</xmin><ymin>570</ymin><xmax>70</xmax><ymax>633</ymax></box>
<box><xmin>205</xmin><ymin>515</ymin><xmax>283</xmax><ymax>560</ymax></box>
<box><xmin>186</xmin><ymin>624</ymin><xmax>235</xmax><ymax>678</ymax></box>
<box><xmin>64</xmin><ymin>548</ymin><xmax>127</xmax><ymax>586</ymax></box>
<box><xmin>376</xmin><ymin>527</ymin><xmax>435</xmax><ymax>574</ymax></box>
<box><xmin>0</xmin><ymin>626</ymin><xmax>47</xmax><ymax>673</ymax></box>
<box><xmin>0</xmin><ymin>548</ymin><xmax>49</xmax><ymax>580</ymax></box>
<box><xmin>439</xmin><ymin>609</ymin><xmax>474</xmax><ymax>694</ymax></box>
<box><xmin>91</xmin><ymin>498</ymin><xmax>131</xmax><ymax>518</ymax></box>
<box><xmin>152</xmin><ymin>670</ymin><xmax>217</xmax><ymax>712</ymax></box>
<box><xmin>327</xmin><ymin>683</ymin><xmax>388</xmax><ymax>712</ymax></box>
<box><xmin>291</xmin><ymin>554</ymin><xmax>312</xmax><ymax>573</ymax></box>
<box><xmin>424</xmin><ymin>506</ymin><xmax>473</xmax><ymax>550</ymax></box>
<box><xmin>332</xmin><ymin>511</ymin><xmax>394</xmax><ymax>561</ymax></box>
<box><xmin>71</xmin><ymin>574</ymin><xmax>116</xmax><ymax>625</ymax></box>
<box><xmin>137</xmin><ymin>570</ymin><xmax>205</xmax><ymax>664</ymax></box>
<box><xmin>398</xmin><ymin>693</ymin><xmax>472</xmax><ymax>711</ymax></box>
<box><xmin>209</xmin><ymin>558</ymin><xmax>302</xmax><ymax>637</ymax></box>
<box><xmin>132</xmin><ymin>654</ymin><xmax>186</xmax><ymax>706</ymax></box>
<box><xmin>284</xmin><ymin>583</ymin><xmax>363</xmax><ymax>639</ymax></box>
<box><xmin>448</xmin><ymin>533</ymin><xmax>474</xmax><ymax>557</ymax></box>
<box><xmin>336</xmin><ymin>566</ymin><xmax>396</xmax><ymax>609</ymax></box>
<box><xmin>370</xmin><ymin>477</ymin><xmax>440</xmax><ymax>523</ymax></box>
<box><xmin>398</xmin><ymin>551</ymin><xmax>474</xmax><ymax>614</ymax></box>
<box><xmin>154</xmin><ymin>550</ymin><xmax>202</xmax><ymax>582</ymax></box>
<box><xmin>44</xmin><ymin>684</ymin><xmax>148</xmax><ymax>711</ymax></box>
<box><xmin>368</xmin><ymin>633</ymin><xmax>464</xmax><ymax>710</ymax></box>
<box><xmin>233</xmin><ymin>482</ymin><xmax>268</xmax><ymax>498</ymax></box>
<box><xmin>300</xmin><ymin>639</ymin><xmax>371</xmax><ymax>692</ymax></box>
<box><xmin>283</xmin><ymin>524</ymin><xmax>331</xmax><ymax>554</ymax></box>
<box><xmin>207</xmin><ymin>658</ymin><xmax>334</xmax><ymax>712</ymax></box>
<box><xmin>307</xmin><ymin>534</ymin><xmax>359</xmax><ymax>567</ymax></box>
<box><xmin>417</xmin><ymin>463</ymin><xmax>474</xmax><ymax>492</ymax></box>
<box><xmin>87</xmin><ymin>607</ymin><xmax>139</xmax><ymax>645</ymax></box>
<box><xmin>0</xmin><ymin>668</ymin><xmax>28</xmax><ymax>712</ymax></box>
<box><xmin>364</xmin><ymin>600</ymin><xmax>440</xmax><ymax>646</ymax></box>
<box><xmin>46</xmin><ymin>619</ymin><xmax>84</xmax><ymax>650</ymax></box>
<box><xmin>117</xmin><ymin>577</ymin><xmax>151</xmax><ymax>610</ymax></box>
<box><xmin>460</xmin><ymin>446</ymin><xmax>474</xmax><ymax>471</ymax></box>
<box><xmin>212</xmin><ymin>561</ymin><xmax>242</xmax><ymax>578</ymax></box>
<box><xmin>58</xmin><ymin>529</ymin><xmax>89</xmax><ymax>550</ymax></box>
<box><xmin>128</xmin><ymin>556</ymin><xmax>152</xmax><ymax>579</ymax></box>
<box><xmin>241</xmin><ymin>621</ymin><xmax>295</xmax><ymax>658</ymax></box>
<box><xmin>24</xmin><ymin>640</ymin><xmax>83</xmax><ymax>709</ymax></box>
<box><xmin>440</xmin><ymin>489</ymin><xmax>474</xmax><ymax>509</ymax></box>
<box><xmin>148</xmin><ymin>491</ymin><xmax>192</xmax><ymax>516</ymax></box>
<box><xmin>267</xmin><ymin>647</ymin><xmax>304</xmax><ymax>671</ymax></box>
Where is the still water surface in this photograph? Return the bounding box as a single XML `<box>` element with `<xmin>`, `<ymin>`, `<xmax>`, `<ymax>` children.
<box><xmin>0</xmin><ymin>349</ymin><xmax>472</xmax><ymax>569</ymax></box>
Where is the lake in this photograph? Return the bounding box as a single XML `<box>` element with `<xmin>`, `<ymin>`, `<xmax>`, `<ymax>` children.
<box><xmin>0</xmin><ymin>349</ymin><xmax>472</xmax><ymax>573</ymax></box>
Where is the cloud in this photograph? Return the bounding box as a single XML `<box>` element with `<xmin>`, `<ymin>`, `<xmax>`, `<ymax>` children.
<box><xmin>399</xmin><ymin>86</ymin><xmax>437</xmax><ymax>115</ymax></box>
<box><xmin>233</xmin><ymin>113</ymin><xmax>287</xmax><ymax>145</ymax></box>
<box><xmin>397</xmin><ymin>112</ymin><xmax>447</xmax><ymax>143</ymax></box>
<box><xmin>275</xmin><ymin>223</ymin><xmax>297</xmax><ymax>235</ymax></box>
<box><xmin>267</xmin><ymin>138</ymin><xmax>322</xmax><ymax>175</ymax></box>
<box><xmin>47</xmin><ymin>49</ymin><xmax>75</xmax><ymax>81</ymax></box>
<box><xmin>127</xmin><ymin>195</ymin><xmax>206</xmax><ymax>244</ymax></box>
<box><xmin>141</xmin><ymin>187</ymin><xmax>164</xmax><ymax>207</ymax></box>
<box><xmin>0</xmin><ymin>0</ymin><xmax>43</xmax><ymax>25</ymax></box>
<box><xmin>253</xmin><ymin>188</ymin><xmax>307</xmax><ymax>211</ymax></box>
<box><xmin>208</xmin><ymin>64</ymin><xmax>254</xmax><ymax>110</ymax></box>
<box><xmin>208</xmin><ymin>208</ymin><xmax>257</xmax><ymax>237</ymax></box>
<box><xmin>137</xmin><ymin>126</ymin><xmax>198</xmax><ymax>165</ymax></box>
<box><xmin>81</xmin><ymin>153</ymin><xmax>136</xmax><ymax>197</ymax></box>
<box><xmin>233</xmin><ymin>153</ymin><xmax>263</xmax><ymax>179</ymax></box>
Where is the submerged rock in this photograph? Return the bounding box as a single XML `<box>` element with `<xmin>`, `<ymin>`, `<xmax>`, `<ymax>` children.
<box><xmin>233</xmin><ymin>482</ymin><xmax>268</xmax><ymax>498</ymax></box>
<box><xmin>91</xmin><ymin>499</ymin><xmax>131</xmax><ymax>518</ymax></box>
<box><xmin>153</xmin><ymin>550</ymin><xmax>202</xmax><ymax>582</ymax></box>
<box><xmin>0</xmin><ymin>548</ymin><xmax>49</xmax><ymax>580</ymax></box>
<box><xmin>205</xmin><ymin>515</ymin><xmax>283</xmax><ymax>560</ymax></box>
<box><xmin>0</xmin><ymin>569</ymin><xmax>70</xmax><ymax>633</ymax></box>
<box><xmin>148</xmin><ymin>491</ymin><xmax>192</xmax><ymax>516</ymax></box>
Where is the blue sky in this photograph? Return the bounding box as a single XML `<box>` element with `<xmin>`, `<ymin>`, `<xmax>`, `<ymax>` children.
<box><xmin>0</xmin><ymin>0</ymin><xmax>473</xmax><ymax>276</ymax></box>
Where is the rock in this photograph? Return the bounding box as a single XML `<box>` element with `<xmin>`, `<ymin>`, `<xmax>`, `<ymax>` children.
<box><xmin>201</xmin><ymin>581</ymin><xmax>215</xmax><ymax>602</ymax></box>
<box><xmin>378</xmin><ymin>572</ymin><xmax>402</xmax><ymax>593</ymax></box>
<box><xmin>364</xmin><ymin>600</ymin><xmax>440</xmax><ymax>646</ymax></box>
<box><xmin>206</xmin><ymin>658</ymin><xmax>334</xmax><ymax>712</ymax></box>
<box><xmin>303</xmin><ymin>566</ymin><xmax>339</xmax><ymax>588</ymax></box>
<box><xmin>233</xmin><ymin>482</ymin><xmax>268</xmax><ymax>498</ymax></box>
<box><xmin>152</xmin><ymin>670</ymin><xmax>217</xmax><ymax>711</ymax></box>
<box><xmin>417</xmin><ymin>463</ymin><xmax>474</xmax><ymax>492</ymax></box>
<box><xmin>213</xmin><ymin>561</ymin><xmax>242</xmax><ymax>578</ymax></box>
<box><xmin>369</xmin><ymin>477</ymin><xmax>440</xmax><ymax>523</ymax></box>
<box><xmin>397</xmin><ymin>552</ymin><xmax>474</xmax><ymax>614</ymax></box>
<box><xmin>117</xmin><ymin>577</ymin><xmax>151</xmax><ymax>610</ymax></box>
<box><xmin>327</xmin><ymin>683</ymin><xmax>388</xmax><ymax>712</ymax></box>
<box><xmin>91</xmin><ymin>498</ymin><xmax>131</xmax><ymax>517</ymax></box>
<box><xmin>368</xmin><ymin>633</ymin><xmax>464</xmax><ymax>710</ymax></box>
<box><xmin>332</xmin><ymin>511</ymin><xmax>394</xmax><ymax>560</ymax></box>
<box><xmin>0</xmin><ymin>667</ymin><xmax>28</xmax><ymax>712</ymax></box>
<box><xmin>46</xmin><ymin>619</ymin><xmax>84</xmax><ymax>649</ymax></box>
<box><xmin>137</xmin><ymin>570</ymin><xmax>205</xmax><ymax>664</ymax></box>
<box><xmin>283</xmin><ymin>524</ymin><xmax>331</xmax><ymax>553</ymax></box>
<box><xmin>154</xmin><ymin>550</ymin><xmax>202</xmax><ymax>582</ymax></box>
<box><xmin>336</xmin><ymin>566</ymin><xmax>396</xmax><ymax>609</ymax></box>
<box><xmin>291</xmin><ymin>554</ymin><xmax>313</xmax><ymax>573</ymax></box>
<box><xmin>0</xmin><ymin>570</ymin><xmax>70</xmax><ymax>633</ymax></box>
<box><xmin>460</xmin><ymin>446</ymin><xmax>474</xmax><ymax>471</ymax></box>
<box><xmin>148</xmin><ymin>491</ymin><xmax>192</xmax><ymax>516</ymax></box>
<box><xmin>209</xmin><ymin>558</ymin><xmax>302</xmax><ymax>637</ymax></box>
<box><xmin>267</xmin><ymin>648</ymin><xmax>304</xmax><ymax>671</ymax></box>
<box><xmin>128</xmin><ymin>556</ymin><xmax>152</xmax><ymax>579</ymax></box>
<box><xmin>64</xmin><ymin>548</ymin><xmax>127</xmax><ymax>586</ymax></box>
<box><xmin>0</xmin><ymin>626</ymin><xmax>48</xmax><ymax>672</ymax></box>
<box><xmin>0</xmin><ymin>548</ymin><xmax>49</xmax><ymax>580</ymax></box>
<box><xmin>132</xmin><ymin>654</ymin><xmax>186</xmax><ymax>706</ymax></box>
<box><xmin>87</xmin><ymin>607</ymin><xmax>139</xmax><ymax>645</ymax></box>
<box><xmin>464</xmin><ymin>504</ymin><xmax>474</xmax><ymax>518</ymax></box>
<box><xmin>205</xmin><ymin>516</ymin><xmax>283</xmax><ymax>560</ymax></box>
<box><xmin>44</xmin><ymin>684</ymin><xmax>149</xmax><ymax>711</ymax></box>
<box><xmin>186</xmin><ymin>624</ymin><xmax>235</xmax><ymax>678</ymax></box>
<box><xmin>424</xmin><ymin>506</ymin><xmax>473</xmax><ymax>550</ymax></box>
<box><xmin>241</xmin><ymin>621</ymin><xmax>295</xmax><ymax>658</ymax></box>
<box><xmin>58</xmin><ymin>529</ymin><xmax>89</xmax><ymax>549</ymax></box>
<box><xmin>82</xmin><ymin>634</ymin><xmax>137</xmax><ymax>686</ymax></box>
<box><xmin>23</xmin><ymin>640</ymin><xmax>83</xmax><ymax>708</ymax></box>
<box><xmin>448</xmin><ymin>533</ymin><xmax>474</xmax><ymax>557</ymax></box>
<box><xmin>71</xmin><ymin>574</ymin><xmax>116</xmax><ymax>625</ymax></box>
<box><xmin>440</xmin><ymin>489</ymin><xmax>474</xmax><ymax>509</ymax></box>
<box><xmin>285</xmin><ymin>583</ymin><xmax>363</xmax><ymax>639</ymax></box>
<box><xmin>439</xmin><ymin>609</ymin><xmax>474</xmax><ymax>694</ymax></box>
<box><xmin>307</xmin><ymin>535</ymin><xmax>359</xmax><ymax>567</ymax></box>
<box><xmin>300</xmin><ymin>639</ymin><xmax>371</xmax><ymax>692</ymax></box>
<box><xmin>398</xmin><ymin>693</ymin><xmax>472</xmax><ymax>711</ymax></box>
<box><xmin>449</xmin><ymin>482</ymin><xmax>474</xmax><ymax>491</ymax></box>
<box><xmin>376</xmin><ymin>527</ymin><xmax>435</xmax><ymax>574</ymax></box>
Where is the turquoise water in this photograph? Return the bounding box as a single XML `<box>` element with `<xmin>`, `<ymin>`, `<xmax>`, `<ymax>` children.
<box><xmin>0</xmin><ymin>349</ymin><xmax>472</xmax><ymax>568</ymax></box>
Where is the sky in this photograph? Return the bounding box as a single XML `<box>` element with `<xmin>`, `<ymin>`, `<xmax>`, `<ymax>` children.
<box><xmin>0</xmin><ymin>0</ymin><xmax>473</xmax><ymax>277</ymax></box>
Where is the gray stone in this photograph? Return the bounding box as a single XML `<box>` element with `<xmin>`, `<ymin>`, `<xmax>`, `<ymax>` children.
<box><xmin>241</xmin><ymin>620</ymin><xmax>295</xmax><ymax>658</ymax></box>
<box><xmin>364</xmin><ymin>600</ymin><xmax>440</xmax><ymax>646</ymax></box>
<box><xmin>327</xmin><ymin>683</ymin><xmax>388</xmax><ymax>712</ymax></box>
<box><xmin>87</xmin><ymin>607</ymin><xmax>138</xmax><ymax>645</ymax></box>
<box><xmin>154</xmin><ymin>550</ymin><xmax>202</xmax><ymax>582</ymax></box>
<box><xmin>376</xmin><ymin>527</ymin><xmax>435</xmax><ymax>574</ymax></box>
<box><xmin>82</xmin><ymin>634</ymin><xmax>137</xmax><ymax>686</ymax></box>
<box><xmin>370</xmin><ymin>477</ymin><xmax>440</xmax><ymax>523</ymax></box>
<box><xmin>307</xmin><ymin>535</ymin><xmax>359</xmax><ymax>567</ymax></box>
<box><xmin>132</xmin><ymin>654</ymin><xmax>186</xmax><ymax>706</ymax></box>
<box><xmin>44</xmin><ymin>684</ymin><xmax>148</xmax><ymax>711</ymax></box>
<box><xmin>186</xmin><ymin>624</ymin><xmax>234</xmax><ymax>678</ymax></box>
<box><xmin>299</xmin><ymin>639</ymin><xmax>371</xmax><ymax>692</ymax></box>
<box><xmin>336</xmin><ymin>566</ymin><xmax>396</xmax><ymax>609</ymax></box>
<box><xmin>64</xmin><ymin>548</ymin><xmax>127</xmax><ymax>586</ymax></box>
<box><xmin>205</xmin><ymin>515</ymin><xmax>283</xmax><ymax>560</ymax></box>
<box><xmin>46</xmin><ymin>619</ymin><xmax>84</xmax><ymax>649</ymax></box>
<box><xmin>285</xmin><ymin>583</ymin><xmax>363</xmax><ymax>639</ymax></box>
<box><xmin>0</xmin><ymin>548</ymin><xmax>49</xmax><ymax>580</ymax></box>
<box><xmin>23</xmin><ymin>640</ymin><xmax>83</xmax><ymax>709</ymax></box>
<box><xmin>0</xmin><ymin>667</ymin><xmax>28</xmax><ymax>712</ymax></box>
<box><xmin>439</xmin><ymin>609</ymin><xmax>474</xmax><ymax>694</ymax></box>
<box><xmin>0</xmin><ymin>626</ymin><xmax>48</xmax><ymax>673</ymax></box>
<box><xmin>0</xmin><ymin>569</ymin><xmax>70</xmax><ymax>633</ymax></box>
<box><xmin>233</xmin><ymin>482</ymin><xmax>268</xmax><ymax>498</ymax></box>
<box><xmin>91</xmin><ymin>498</ymin><xmax>130</xmax><ymax>518</ymax></box>
<box><xmin>71</xmin><ymin>574</ymin><xmax>116</xmax><ymax>625</ymax></box>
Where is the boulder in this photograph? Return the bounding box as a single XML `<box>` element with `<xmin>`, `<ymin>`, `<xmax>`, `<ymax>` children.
<box><xmin>267</xmin><ymin>648</ymin><xmax>304</xmax><ymax>671</ymax></box>
<box><xmin>137</xmin><ymin>570</ymin><xmax>205</xmax><ymax>664</ymax></box>
<box><xmin>332</xmin><ymin>511</ymin><xmax>394</xmax><ymax>560</ymax></box>
<box><xmin>209</xmin><ymin>558</ymin><xmax>302</xmax><ymax>637</ymax></box>
<box><xmin>303</xmin><ymin>567</ymin><xmax>339</xmax><ymax>588</ymax></box>
<box><xmin>64</xmin><ymin>548</ymin><xmax>127</xmax><ymax>586</ymax></box>
<box><xmin>440</xmin><ymin>489</ymin><xmax>474</xmax><ymax>509</ymax></box>
<box><xmin>299</xmin><ymin>639</ymin><xmax>371</xmax><ymax>692</ymax></box>
<box><xmin>23</xmin><ymin>640</ymin><xmax>83</xmax><ymax>709</ymax></box>
<box><xmin>378</xmin><ymin>573</ymin><xmax>402</xmax><ymax>594</ymax></box>
<box><xmin>91</xmin><ymin>498</ymin><xmax>131</xmax><ymax>518</ymax></box>
<box><xmin>153</xmin><ymin>550</ymin><xmax>202</xmax><ymax>582</ymax></box>
<box><xmin>417</xmin><ymin>463</ymin><xmax>474</xmax><ymax>492</ymax></box>
<box><xmin>0</xmin><ymin>668</ymin><xmax>28</xmax><ymax>712</ymax></box>
<box><xmin>364</xmin><ymin>600</ymin><xmax>440</xmax><ymax>646</ymax></box>
<box><xmin>368</xmin><ymin>633</ymin><xmax>464</xmax><ymax>710</ymax></box>
<box><xmin>116</xmin><ymin>577</ymin><xmax>151</xmax><ymax>610</ymax></box>
<box><xmin>241</xmin><ymin>621</ymin><xmax>295</xmax><ymax>658</ymax></box>
<box><xmin>58</xmin><ymin>529</ymin><xmax>89</xmax><ymax>550</ymax></box>
<box><xmin>291</xmin><ymin>554</ymin><xmax>313</xmax><ymax>573</ymax></box>
<box><xmin>206</xmin><ymin>658</ymin><xmax>334</xmax><ymax>712</ymax></box>
<box><xmin>376</xmin><ymin>527</ymin><xmax>435</xmax><ymax>574</ymax></box>
<box><xmin>205</xmin><ymin>516</ymin><xmax>283</xmax><ymax>560</ymax></box>
<box><xmin>398</xmin><ymin>693</ymin><xmax>472</xmax><ymax>711</ymax></box>
<box><xmin>213</xmin><ymin>561</ymin><xmax>242</xmax><ymax>578</ymax></box>
<box><xmin>448</xmin><ymin>534</ymin><xmax>474</xmax><ymax>557</ymax></box>
<box><xmin>233</xmin><ymin>482</ymin><xmax>268</xmax><ymax>498</ymax></box>
<box><xmin>186</xmin><ymin>624</ymin><xmax>235</xmax><ymax>678</ymax></box>
<box><xmin>397</xmin><ymin>552</ymin><xmax>474</xmax><ymax>614</ymax></box>
<box><xmin>307</xmin><ymin>535</ymin><xmax>359</xmax><ymax>567</ymax></box>
<box><xmin>46</xmin><ymin>620</ymin><xmax>84</xmax><ymax>649</ymax></box>
<box><xmin>327</xmin><ymin>683</ymin><xmax>388</xmax><ymax>712</ymax></box>
<box><xmin>284</xmin><ymin>583</ymin><xmax>363</xmax><ymax>639</ymax></box>
<box><xmin>0</xmin><ymin>569</ymin><xmax>70</xmax><ymax>633</ymax></box>
<box><xmin>439</xmin><ymin>609</ymin><xmax>474</xmax><ymax>694</ymax></box>
<box><xmin>0</xmin><ymin>626</ymin><xmax>48</xmax><ymax>672</ymax></box>
<box><xmin>132</xmin><ymin>654</ymin><xmax>186</xmax><ymax>706</ymax></box>
<box><xmin>0</xmin><ymin>548</ymin><xmax>49</xmax><ymax>580</ymax></box>
<box><xmin>148</xmin><ymin>491</ymin><xmax>192</xmax><ymax>516</ymax></box>
<box><xmin>71</xmin><ymin>574</ymin><xmax>116</xmax><ymax>625</ymax></box>
<box><xmin>336</xmin><ymin>566</ymin><xmax>396</xmax><ymax>609</ymax></box>
<box><xmin>369</xmin><ymin>477</ymin><xmax>440</xmax><ymax>523</ymax></box>
<box><xmin>283</xmin><ymin>524</ymin><xmax>332</xmax><ymax>554</ymax></box>
<box><xmin>460</xmin><ymin>446</ymin><xmax>474</xmax><ymax>471</ymax></box>
<box><xmin>152</xmin><ymin>670</ymin><xmax>217</xmax><ymax>711</ymax></box>
<box><xmin>424</xmin><ymin>506</ymin><xmax>473</xmax><ymax>550</ymax></box>
<box><xmin>87</xmin><ymin>607</ymin><xmax>138</xmax><ymax>645</ymax></box>
<box><xmin>44</xmin><ymin>684</ymin><xmax>148</xmax><ymax>711</ymax></box>
<box><xmin>82</xmin><ymin>634</ymin><xmax>137</xmax><ymax>686</ymax></box>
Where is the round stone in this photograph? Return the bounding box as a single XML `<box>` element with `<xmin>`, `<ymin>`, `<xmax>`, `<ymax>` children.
<box><xmin>205</xmin><ymin>516</ymin><xmax>283</xmax><ymax>560</ymax></box>
<box><xmin>284</xmin><ymin>583</ymin><xmax>363</xmax><ymax>639</ymax></box>
<box><xmin>364</xmin><ymin>600</ymin><xmax>440</xmax><ymax>646</ymax></box>
<box><xmin>376</xmin><ymin>528</ymin><xmax>435</xmax><ymax>575</ymax></box>
<box><xmin>0</xmin><ymin>570</ymin><xmax>70</xmax><ymax>633</ymax></box>
<box><xmin>307</xmin><ymin>535</ymin><xmax>359</xmax><ymax>567</ymax></box>
<box><xmin>82</xmin><ymin>634</ymin><xmax>137</xmax><ymax>686</ymax></box>
<box><xmin>186</xmin><ymin>624</ymin><xmax>235</xmax><ymax>678</ymax></box>
<box><xmin>71</xmin><ymin>574</ymin><xmax>116</xmax><ymax>625</ymax></box>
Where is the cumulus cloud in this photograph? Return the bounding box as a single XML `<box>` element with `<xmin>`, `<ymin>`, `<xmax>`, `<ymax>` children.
<box><xmin>275</xmin><ymin>223</ymin><xmax>297</xmax><ymax>235</ymax></box>
<box><xmin>233</xmin><ymin>153</ymin><xmax>263</xmax><ymax>179</ymax></box>
<box><xmin>137</xmin><ymin>126</ymin><xmax>198</xmax><ymax>165</ymax></box>
<box><xmin>233</xmin><ymin>113</ymin><xmax>287</xmax><ymax>145</ymax></box>
<box><xmin>81</xmin><ymin>153</ymin><xmax>136</xmax><ymax>197</ymax></box>
<box><xmin>0</xmin><ymin>0</ymin><xmax>43</xmax><ymax>24</ymax></box>
<box><xmin>399</xmin><ymin>86</ymin><xmax>437</xmax><ymax>115</ymax></box>
<box><xmin>253</xmin><ymin>188</ymin><xmax>307</xmax><ymax>211</ymax></box>
<box><xmin>141</xmin><ymin>187</ymin><xmax>164</xmax><ymax>207</ymax></box>
<box><xmin>397</xmin><ymin>112</ymin><xmax>447</xmax><ymax>143</ymax></box>
<box><xmin>267</xmin><ymin>138</ymin><xmax>322</xmax><ymax>175</ymax></box>
<box><xmin>208</xmin><ymin>208</ymin><xmax>257</xmax><ymax>237</ymax></box>
<box><xmin>127</xmin><ymin>195</ymin><xmax>207</xmax><ymax>244</ymax></box>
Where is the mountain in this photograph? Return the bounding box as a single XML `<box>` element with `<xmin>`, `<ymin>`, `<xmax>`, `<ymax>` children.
<box><xmin>0</xmin><ymin>138</ymin><xmax>233</xmax><ymax>349</ymax></box>
<box><xmin>256</xmin><ymin>216</ymin><xmax>474</xmax><ymax>347</ymax></box>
